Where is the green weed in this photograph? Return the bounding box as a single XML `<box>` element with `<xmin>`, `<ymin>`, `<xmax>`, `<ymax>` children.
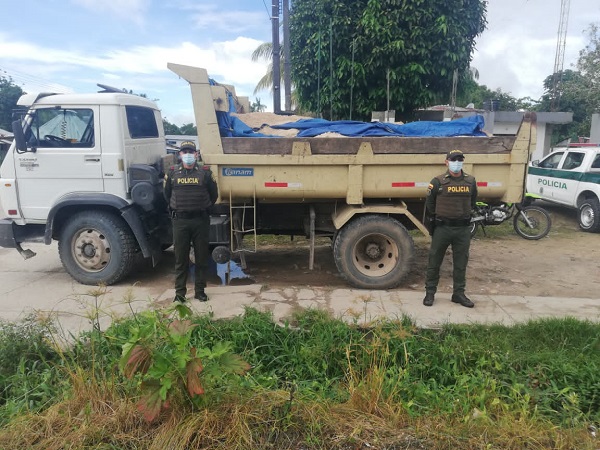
<box><xmin>0</xmin><ymin>306</ymin><xmax>598</xmax><ymax>449</ymax></box>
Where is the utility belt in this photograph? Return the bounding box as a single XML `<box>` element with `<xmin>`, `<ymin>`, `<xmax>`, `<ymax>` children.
<box><xmin>436</xmin><ymin>217</ymin><xmax>471</xmax><ymax>227</ymax></box>
<box><xmin>171</xmin><ymin>209</ymin><xmax>207</xmax><ymax>219</ymax></box>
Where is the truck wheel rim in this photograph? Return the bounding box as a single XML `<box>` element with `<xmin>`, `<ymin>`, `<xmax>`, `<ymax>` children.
<box><xmin>352</xmin><ymin>233</ymin><xmax>399</xmax><ymax>277</ymax></box>
<box><xmin>72</xmin><ymin>228</ymin><xmax>111</xmax><ymax>272</ymax></box>
<box><xmin>581</xmin><ymin>205</ymin><xmax>594</xmax><ymax>228</ymax></box>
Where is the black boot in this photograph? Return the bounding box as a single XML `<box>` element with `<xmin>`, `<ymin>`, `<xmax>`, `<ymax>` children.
<box><xmin>423</xmin><ymin>292</ymin><xmax>435</xmax><ymax>306</ymax></box>
<box><xmin>195</xmin><ymin>290</ymin><xmax>208</xmax><ymax>302</ymax></box>
<box><xmin>451</xmin><ymin>293</ymin><xmax>474</xmax><ymax>308</ymax></box>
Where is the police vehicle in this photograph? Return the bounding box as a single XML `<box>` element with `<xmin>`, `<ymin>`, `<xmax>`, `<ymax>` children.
<box><xmin>527</xmin><ymin>144</ymin><xmax>600</xmax><ymax>232</ymax></box>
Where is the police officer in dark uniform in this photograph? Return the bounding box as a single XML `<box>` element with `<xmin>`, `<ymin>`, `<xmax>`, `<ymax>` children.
<box><xmin>423</xmin><ymin>149</ymin><xmax>477</xmax><ymax>308</ymax></box>
<box><xmin>164</xmin><ymin>141</ymin><xmax>218</xmax><ymax>302</ymax></box>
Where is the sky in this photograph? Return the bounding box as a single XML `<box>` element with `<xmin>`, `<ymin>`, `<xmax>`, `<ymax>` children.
<box><xmin>1</xmin><ymin>0</ymin><xmax>599</xmax><ymax>126</ymax></box>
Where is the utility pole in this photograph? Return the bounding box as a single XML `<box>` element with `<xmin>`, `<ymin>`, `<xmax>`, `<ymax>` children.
<box><xmin>283</xmin><ymin>0</ymin><xmax>291</xmax><ymax>112</ymax></box>
<box><xmin>271</xmin><ymin>0</ymin><xmax>281</xmax><ymax>114</ymax></box>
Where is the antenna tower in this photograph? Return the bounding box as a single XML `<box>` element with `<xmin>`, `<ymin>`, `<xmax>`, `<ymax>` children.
<box><xmin>551</xmin><ymin>0</ymin><xmax>571</xmax><ymax>111</ymax></box>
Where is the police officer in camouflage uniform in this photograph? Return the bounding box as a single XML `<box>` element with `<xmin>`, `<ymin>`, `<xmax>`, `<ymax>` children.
<box><xmin>164</xmin><ymin>141</ymin><xmax>218</xmax><ymax>302</ymax></box>
<box><xmin>423</xmin><ymin>149</ymin><xmax>477</xmax><ymax>308</ymax></box>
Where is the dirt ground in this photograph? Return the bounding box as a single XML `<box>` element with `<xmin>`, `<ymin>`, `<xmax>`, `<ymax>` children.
<box><xmin>234</xmin><ymin>201</ymin><xmax>600</xmax><ymax>299</ymax></box>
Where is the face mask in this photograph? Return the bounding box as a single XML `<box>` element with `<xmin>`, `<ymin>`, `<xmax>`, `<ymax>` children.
<box><xmin>181</xmin><ymin>153</ymin><xmax>196</xmax><ymax>165</ymax></box>
<box><xmin>448</xmin><ymin>160</ymin><xmax>463</xmax><ymax>173</ymax></box>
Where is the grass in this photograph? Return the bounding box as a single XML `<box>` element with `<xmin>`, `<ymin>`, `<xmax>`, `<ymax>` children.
<box><xmin>0</xmin><ymin>307</ymin><xmax>598</xmax><ymax>449</ymax></box>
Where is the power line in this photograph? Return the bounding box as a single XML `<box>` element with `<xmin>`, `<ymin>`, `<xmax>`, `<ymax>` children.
<box><xmin>0</xmin><ymin>65</ymin><xmax>72</xmax><ymax>93</ymax></box>
<box><xmin>261</xmin><ymin>0</ymin><xmax>271</xmax><ymax>19</ymax></box>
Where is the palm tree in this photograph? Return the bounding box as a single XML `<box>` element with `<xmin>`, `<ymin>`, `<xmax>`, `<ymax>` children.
<box><xmin>251</xmin><ymin>98</ymin><xmax>267</xmax><ymax>112</ymax></box>
<box><xmin>251</xmin><ymin>42</ymin><xmax>278</xmax><ymax>95</ymax></box>
<box><xmin>251</xmin><ymin>42</ymin><xmax>297</xmax><ymax>110</ymax></box>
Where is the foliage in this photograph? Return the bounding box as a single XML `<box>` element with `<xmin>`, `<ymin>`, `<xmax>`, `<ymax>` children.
<box><xmin>290</xmin><ymin>0</ymin><xmax>487</xmax><ymax>120</ymax></box>
<box><xmin>0</xmin><ymin>76</ymin><xmax>24</xmax><ymax>131</ymax></box>
<box><xmin>0</xmin><ymin>306</ymin><xmax>598</xmax><ymax>448</ymax></box>
<box><xmin>250</xmin><ymin>98</ymin><xmax>267</xmax><ymax>112</ymax></box>
<box><xmin>118</xmin><ymin>303</ymin><xmax>250</xmax><ymax>422</ymax></box>
<box><xmin>163</xmin><ymin>119</ymin><xmax>197</xmax><ymax>136</ymax></box>
<box><xmin>457</xmin><ymin>79</ymin><xmax>539</xmax><ymax>112</ymax></box>
<box><xmin>163</xmin><ymin>119</ymin><xmax>182</xmax><ymax>135</ymax></box>
<box><xmin>251</xmin><ymin>42</ymin><xmax>279</xmax><ymax>95</ymax></box>
<box><xmin>0</xmin><ymin>316</ymin><xmax>63</xmax><ymax>424</ymax></box>
<box><xmin>577</xmin><ymin>23</ymin><xmax>600</xmax><ymax>113</ymax></box>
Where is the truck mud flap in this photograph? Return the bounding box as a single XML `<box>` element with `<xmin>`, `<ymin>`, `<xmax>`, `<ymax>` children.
<box><xmin>0</xmin><ymin>219</ymin><xmax>45</xmax><ymax>249</ymax></box>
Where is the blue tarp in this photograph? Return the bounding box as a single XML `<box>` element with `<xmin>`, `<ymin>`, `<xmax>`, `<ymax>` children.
<box><xmin>209</xmin><ymin>77</ymin><xmax>486</xmax><ymax>138</ymax></box>
<box><xmin>270</xmin><ymin>115</ymin><xmax>487</xmax><ymax>137</ymax></box>
<box><xmin>210</xmin><ymin>78</ymin><xmax>272</xmax><ymax>137</ymax></box>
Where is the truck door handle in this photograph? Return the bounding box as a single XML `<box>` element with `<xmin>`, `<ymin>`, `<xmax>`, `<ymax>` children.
<box><xmin>85</xmin><ymin>156</ymin><xmax>101</xmax><ymax>162</ymax></box>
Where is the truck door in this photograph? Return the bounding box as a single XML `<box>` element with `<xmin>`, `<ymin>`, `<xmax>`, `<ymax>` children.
<box><xmin>553</xmin><ymin>150</ymin><xmax>585</xmax><ymax>205</ymax></box>
<box><xmin>527</xmin><ymin>151</ymin><xmax>565</xmax><ymax>202</ymax></box>
<box><xmin>14</xmin><ymin>106</ymin><xmax>103</xmax><ymax>220</ymax></box>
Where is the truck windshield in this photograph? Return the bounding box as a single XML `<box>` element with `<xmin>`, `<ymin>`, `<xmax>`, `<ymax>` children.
<box><xmin>539</xmin><ymin>152</ymin><xmax>564</xmax><ymax>169</ymax></box>
<box><xmin>26</xmin><ymin>108</ymin><xmax>94</xmax><ymax>148</ymax></box>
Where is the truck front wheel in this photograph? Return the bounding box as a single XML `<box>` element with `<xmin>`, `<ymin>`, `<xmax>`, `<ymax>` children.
<box><xmin>333</xmin><ymin>215</ymin><xmax>414</xmax><ymax>289</ymax></box>
<box><xmin>579</xmin><ymin>198</ymin><xmax>600</xmax><ymax>232</ymax></box>
<box><xmin>58</xmin><ymin>211</ymin><xmax>137</xmax><ymax>285</ymax></box>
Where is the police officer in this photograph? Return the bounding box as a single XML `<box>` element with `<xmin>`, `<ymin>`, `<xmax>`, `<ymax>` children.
<box><xmin>164</xmin><ymin>141</ymin><xmax>218</xmax><ymax>302</ymax></box>
<box><xmin>423</xmin><ymin>149</ymin><xmax>477</xmax><ymax>308</ymax></box>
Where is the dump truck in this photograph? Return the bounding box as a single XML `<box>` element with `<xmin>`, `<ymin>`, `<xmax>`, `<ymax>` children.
<box><xmin>0</xmin><ymin>63</ymin><xmax>536</xmax><ymax>289</ymax></box>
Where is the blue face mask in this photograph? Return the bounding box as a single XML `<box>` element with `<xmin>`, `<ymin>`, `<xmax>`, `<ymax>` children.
<box><xmin>181</xmin><ymin>153</ymin><xmax>196</xmax><ymax>165</ymax></box>
<box><xmin>448</xmin><ymin>160</ymin><xmax>463</xmax><ymax>173</ymax></box>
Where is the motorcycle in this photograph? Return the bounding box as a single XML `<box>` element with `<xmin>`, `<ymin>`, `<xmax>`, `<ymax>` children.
<box><xmin>470</xmin><ymin>194</ymin><xmax>552</xmax><ymax>240</ymax></box>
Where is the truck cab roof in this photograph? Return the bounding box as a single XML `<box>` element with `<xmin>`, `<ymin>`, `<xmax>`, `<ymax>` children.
<box><xmin>17</xmin><ymin>92</ymin><xmax>159</xmax><ymax>109</ymax></box>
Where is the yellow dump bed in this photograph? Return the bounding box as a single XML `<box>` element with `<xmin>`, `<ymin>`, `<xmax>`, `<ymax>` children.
<box><xmin>169</xmin><ymin>63</ymin><xmax>535</xmax><ymax>206</ymax></box>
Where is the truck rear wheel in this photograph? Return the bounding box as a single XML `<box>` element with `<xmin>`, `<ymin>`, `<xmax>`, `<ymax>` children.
<box><xmin>58</xmin><ymin>211</ymin><xmax>137</xmax><ymax>285</ymax></box>
<box><xmin>579</xmin><ymin>198</ymin><xmax>600</xmax><ymax>232</ymax></box>
<box><xmin>333</xmin><ymin>215</ymin><xmax>414</xmax><ymax>289</ymax></box>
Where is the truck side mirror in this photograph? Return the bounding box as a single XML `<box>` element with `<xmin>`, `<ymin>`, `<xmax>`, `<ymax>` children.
<box><xmin>531</xmin><ymin>159</ymin><xmax>539</xmax><ymax>167</ymax></box>
<box><xmin>11</xmin><ymin>119</ymin><xmax>29</xmax><ymax>153</ymax></box>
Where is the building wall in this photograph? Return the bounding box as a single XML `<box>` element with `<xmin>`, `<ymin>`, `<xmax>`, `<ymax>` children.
<box><xmin>591</xmin><ymin>114</ymin><xmax>600</xmax><ymax>144</ymax></box>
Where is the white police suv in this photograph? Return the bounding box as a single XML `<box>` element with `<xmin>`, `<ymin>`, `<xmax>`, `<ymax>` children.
<box><xmin>527</xmin><ymin>144</ymin><xmax>600</xmax><ymax>232</ymax></box>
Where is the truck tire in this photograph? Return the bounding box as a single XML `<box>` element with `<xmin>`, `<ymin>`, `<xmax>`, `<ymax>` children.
<box><xmin>578</xmin><ymin>198</ymin><xmax>600</xmax><ymax>232</ymax></box>
<box><xmin>58</xmin><ymin>211</ymin><xmax>137</xmax><ymax>285</ymax></box>
<box><xmin>333</xmin><ymin>215</ymin><xmax>414</xmax><ymax>289</ymax></box>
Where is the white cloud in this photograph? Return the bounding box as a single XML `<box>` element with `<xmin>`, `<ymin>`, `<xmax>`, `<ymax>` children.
<box><xmin>471</xmin><ymin>0</ymin><xmax>600</xmax><ymax>102</ymax></box>
<box><xmin>71</xmin><ymin>0</ymin><xmax>149</xmax><ymax>24</ymax></box>
<box><xmin>176</xmin><ymin>2</ymin><xmax>269</xmax><ymax>34</ymax></box>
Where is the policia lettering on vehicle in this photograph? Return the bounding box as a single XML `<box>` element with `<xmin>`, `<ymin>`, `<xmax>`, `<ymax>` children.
<box><xmin>423</xmin><ymin>149</ymin><xmax>478</xmax><ymax>308</ymax></box>
<box><xmin>164</xmin><ymin>141</ymin><xmax>218</xmax><ymax>302</ymax></box>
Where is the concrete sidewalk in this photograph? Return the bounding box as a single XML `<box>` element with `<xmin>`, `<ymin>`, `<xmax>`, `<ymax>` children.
<box><xmin>3</xmin><ymin>282</ymin><xmax>599</xmax><ymax>337</ymax></box>
<box><xmin>1</xmin><ymin>242</ymin><xmax>599</xmax><ymax>337</ymax></box>
<box><xmin>175</xmin><ymin>285</ymin><xmax>600</xmax><ymax>328</ymax></box>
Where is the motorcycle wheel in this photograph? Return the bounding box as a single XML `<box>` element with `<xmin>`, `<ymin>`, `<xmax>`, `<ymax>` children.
<box><xmin>513</xmin><ymin>206</ymin><xmax>552</xmax><ymax>240</ymax></box>
<box><xmin>469</xmin><ymin>221</ymin><xmax>479</xmax><ymax>239</ymax></box>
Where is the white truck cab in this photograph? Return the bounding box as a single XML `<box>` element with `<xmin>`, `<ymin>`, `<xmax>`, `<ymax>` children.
<box><xmin>0</xmin><ymin>89</ymin><xmax>173</xmax><ymax>284</ymax></box>
<box><xmin>527</xmin><ymin>144</ymin><xmax>600</xmax><ymax>232</ymax></box>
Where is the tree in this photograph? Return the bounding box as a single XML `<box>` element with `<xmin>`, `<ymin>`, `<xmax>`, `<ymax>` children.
<box><xmin>250</xmin><ymin>98</ymin><xmax>267</xmax><ymax>112</ymax></box>
<box><xmin>163</xmin><ymin>119</ymin><xmax>182</xmax><ymax>135</ymax></box>
<box><xmin>539</xmin><ymin>70</ymin><xmax>588</xmax><ymax>143</ymax></box>
<box><xmin>576</xmin><ymin>23</ymin><xmax>600</xmax><ymax>114</ymax></box>
<box><xmin>251</xmin><ymin>43</ymin><xmax>277</xmax><ymax>95</ymax></box>
<box><xmin>179</xmin><ymin>123</ymin><xmax>197</xmax><ymax>136</ymax></box>
<box><xmin>290</xmin><ymin>0</ymin><xmax>487</xmax><ymax>121</ymax></box>
<box><xmin>0</xmin><ymin>76</ymin><xmax>24</xmax><ymax>130</ymax></box>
